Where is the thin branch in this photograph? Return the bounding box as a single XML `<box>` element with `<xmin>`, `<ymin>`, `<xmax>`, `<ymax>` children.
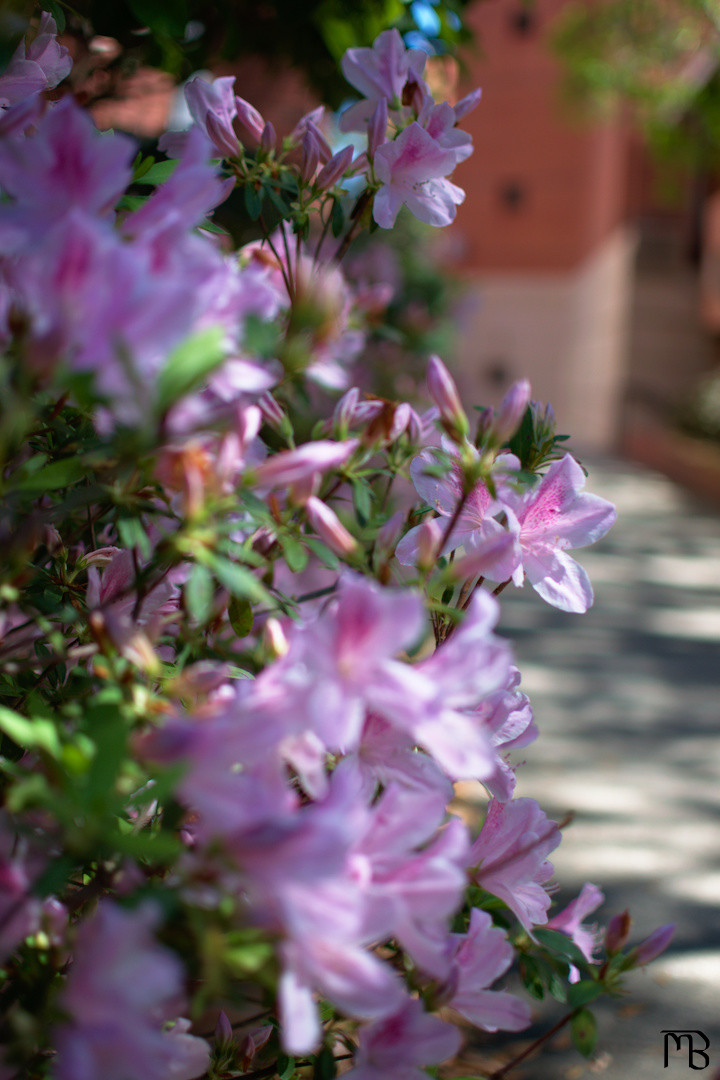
<box><xmin>487</xmin><ymin>1008</ymin><xmax>580</xmax><ymax>1080</ymax></box>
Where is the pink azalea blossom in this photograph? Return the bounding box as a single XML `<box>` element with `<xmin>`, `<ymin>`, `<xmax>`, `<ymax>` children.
<box><xmin>503</xmin><ymin>454</ymin><xmax>617</xmax><ymax>613</ymax></box>
<box><xmin>181</xmin><ymin>75</ymin><xmax>241</xmax><ymax>158</ymax></box>
<box><xmin>273</xmin><ymin>572</ymin><xmax>426</xmax><ymax>751</ymax></box>
<box><xmin>54</xmin><ymin>901</ymin><xmax>209</xmax><ymax>1080</ymax></box>
<box><xmin>396</xmin><ymin>447</ymin><xmax>521</xmax><ymax>582</ymax></box>
<box><xmin>469</xmin><ymin>798</ymin><xmax>561</xmax><ymax>931</ymax></box>
<box><xmin>0</xmin><ymin>13</ymin><xmax>71</xmax><ymax>109</ymax></box>
<box><xmin>548</xmin><ymin>882</ymin><xmax>604</xmax><ymax>981</ymax></box>
<box><xmin>471</xmin><ymin>666</ymin><xmax>538</xmax><ymax>801</ymax></box>
<box><xmin>447</xmin><ymin>908</ymin><xmax>532</xmax><ymax>1031</ymax></box>
<box><xmin>345</xmin><ymin>997</ymin><xmax>461</xmax><ymax>1080</ymax></box>
<box><xmin>373</xmin><ymin>122</ymin><xmax>464</xmax><ymax>228</ymax></box>
<box><xmin>339</xmin><ymin>29</ymin><xmax>427</xmax><ymax>132</ymax></box>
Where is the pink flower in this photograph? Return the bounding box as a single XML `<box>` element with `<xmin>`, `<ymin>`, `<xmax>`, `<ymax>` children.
<box><xmin>0</xmin><ymin>13</ymin><xmax>71</xmax><ymax>109</ymax></box>
<box><xmin>275</xmin><ymin>572</ymin><xmax>426</xmax><ymax>751</ymax></box>
<box><xmin>182</xmin><ymin>75</ymin><xmax>241</xmax><ymax>158</ymax></box>
<box><xmin>447</xmin><ymin>909</ymin><xmax>532</xmax><ymax>1032</ymax></box>
<box><xmin>254</xmin><ymin>438</ymin><xmax>358</xmax><ymax>488</ymax></box>
<box><xmin>396</xmin><ymin>447</ymin><xmax>520</xmax><ymax>582</ymax></box>
<box><xmin>469</xmin><ymin>798</ymin><xmax>561</xmax><ymax>931</ymax></box>
<box><xmin>548</xmin><ymin>882</ymin><xmax>604</xmax><ymax>980</ymax></box>
<box><xmin>0</xmin><ymin>97</ymin><xmax>134</xmax><ymax>236</ymax></box>
<box><xmin>306</xmin><ymin>496</ymin><xmax>358</xmax><ymax>556</ymax></box>
<box><xmin>55</xmin><ymin>902</ymin><xmax>209</xmax><ymax>1080</ymax></box>
<box><xmin>504</xmin><ymin>454</ymin><xmax>617</xmax><ymax>613</ymax></box>
<box><xmin>339</xmin><ymin>29</ymin><xmax>427</xmax><ymax>132</ymax></box>
<box><xmin>373</xmin><ymin>123</ymin><xmax>464</xmax><ymax>228</ymax></box>
<box><xmin>345</xmin><ymin>998</ymin><xmax>461</xmax><ymax>1080</ymax></box>
<box><xmin>632</xmin><ymin>923</ymin><xmax>675</xmax><ymax>966</ymax></box>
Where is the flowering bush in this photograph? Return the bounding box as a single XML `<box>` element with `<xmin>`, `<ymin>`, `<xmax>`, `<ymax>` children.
<box><xmin>0</xmin><ymin>14</ymin><xmax>673</xmax><ymax>1080</ymax></box>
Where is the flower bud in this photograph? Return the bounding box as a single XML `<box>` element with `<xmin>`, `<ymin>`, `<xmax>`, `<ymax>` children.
<box><xmin>604</xmin><ymin>910</ymin><xmax>631</xmax><ymax>955</ymax></box>
<box><xmin>454</xmin><ymin>87</ymin><xmax>483</xmax><ymax>121</ymax></box>
<box><xmin>306</xmin><ymin>496</ymin><xmax>358</xmax><ymax>556</ymax></box>
<box><xmin>367</xmin><ymin>97</ymin><xmax>388</xmax><ymax>158</ymax></box>
<box><xmin>235</xmin><ymin>96</ymin><xmax>265</xmax><ymax>142</ymax></box>
<box><xmin>258</xmin><ymin>392</ymin><xmax>286</xmax><ymax>431</ymax></box>
<box><xmin>214</xmin><ymin>1011</ymin><xmax>233</xmax><ymax>1049</ymax></box>
<box><xmin>205</xmin><ymin>110</ymin><xmax>241</xmax><ymax>158</ymax></box>
<box><xmin>427</xmin><ymin>355</ymin><xmax>468</xmax><ymax>440</ymax></box>
<box><xmin>260</xmin><ymin>121</ymin><xmax>277</xmax><ymax>154</ymax></box>
<box><xmin>316</xmin><ymin>144</ymin><xmax>354</xmax><ymax>191</ymax></box>
<box><xmin>632</xmin><ymin>923</ymin><xmax>675</xmax><ymax>966</ymax></box>
<box><xmin>300</xmin><ymin>129</ymin><xmax>320</xmax><ymax>183</ymax></box>
<box><xmin>263</xmin><ymin>617</ymin><xmax>289</xmax><ymax>659</ymax></box>
<box><xmin>416</xmin><ymin>517</ymin><xmax>443</xmax><ymax>572</ymax></box>
<box><xmin>374</xmin><ymin>509</ymin><xmax>405</xmax><ymax>563</ymax></box>
<box><xmin>491</xmin><ymin>379</ymin><xmax>531</xmax><ymax>444</ymax></box>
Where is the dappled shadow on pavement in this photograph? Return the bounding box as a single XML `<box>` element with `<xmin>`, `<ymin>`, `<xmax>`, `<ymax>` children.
<box><xmin>459</xmin><ymin>457</ymin><xmax>720</xmax><ymax>1080</ymax></box>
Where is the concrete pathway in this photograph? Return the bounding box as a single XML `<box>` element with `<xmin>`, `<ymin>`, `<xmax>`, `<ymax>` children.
<box><xmin>459</xmin><ymin>455</ymin><xmax>720</xmax><ymax>1079</ymax></box>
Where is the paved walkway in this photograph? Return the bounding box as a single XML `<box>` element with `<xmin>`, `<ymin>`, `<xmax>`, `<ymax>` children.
<box><xmin>460</xmin><ymin>455</ymin><xmax>720</xmax><ymax>1079</ymax></box>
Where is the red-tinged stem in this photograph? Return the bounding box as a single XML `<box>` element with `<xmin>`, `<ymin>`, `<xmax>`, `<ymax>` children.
<box><xmin>333</xmin><ymin>190</ymin><xmax>371</xmax><ymax>264</ymax></box>
<box><xmin>487</xmin><ymin>1008</ymin><xmax>580</xmax><ymax>1080</ymax></box>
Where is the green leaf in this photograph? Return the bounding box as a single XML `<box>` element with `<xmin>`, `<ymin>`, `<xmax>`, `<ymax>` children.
<box><xmin>228</xmin><ymin>596</ymin><xmax>254</xmax><ymax>638</ymax></box>
<box><xmin>126</xmin><ymin>0</ymin><xmax>188</xmax><ymax>37</ymax></box>
<box><xmin>244</xmin><ymin>183</ymin><xmax>264</xmax><ymax>220</ymax></box>
<box><xmin>331</xmin><ymin>198</ymin><xmax>345</xmax><ymax>237</ymax></box>
<box><xmin>117</xmin><ymin>516</ymin><xmax>152</xmax><ymax>560</ymax></box>
<box><xmin>0</xmin><ymin>707</ymin><xmax>61</xmax><ymax>758</ymax></box>
<box><xmin>281</xmin><ymin>535</ymin><xmax>308</xmax><ymax>573</ymax></box>
<box><xmin>534</xmin><ymin>928</ymin><xmax>590</xmax><ymax>968</ymax></box>
<box><xmin>244</xmin><ymin>314</ymin><xmax>281</xmax><ymax>360</ymax></box>
<box><xmin>202</xmin><ymin>552</ymin><xmax>271</xmax><ymax>604</ymax></box>
<box><xmin>352</xmin><ymin>480</ymin><xmax>372</xmax><ymax>527</ymax></box>
<box><xmin>185</xmin><ymin>564</ymin><xmax>216</xmax><ymax>624</ymax></box>
<box><xmin>313</xmin><ymin>1046</ymin><xmax>337</xmax><ymax>1080</ymax></box>
<box><xmin>571</xmin><ymin>1007</ymin><xmax>598</xmax><ymax>1058</ymax></box>
<box><xmin>156</xmin><ymin>327</ymin><xmax>226</xmax><ymax>413</ymax></box>
<box><xmin>12</xmin><ymin>457</ymin><xmax>87</xmax><ymax>493</ymax></box>
<box><xmin>134</xmin><ymin>158</ymin><xmax>179</xmax><ymax>186</ymax></box>
<box><xmin>304</xmin><ymin>537</ymin><xmax>340</xmax><ymax>569</ymax></box>
<box><xmin>277</xmin><ymin>1054</ymin><xmax>296</xmax><ymax>1080</ymax></box>
<box><xmin>519</xmin><ymin>955</ymin><xmax>545</xmax><ymax>1000</ymax></box>
<box><xmin>567</xmin><ymin>979</ymin><xmax>603</xmax><ymax>1008</ymax></box>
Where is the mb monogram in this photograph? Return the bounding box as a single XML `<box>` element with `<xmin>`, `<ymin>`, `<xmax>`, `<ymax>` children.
<box><xmin>662</xmin><ymin>1031</ymin><xmax>711</xmax><ymax>1070</ymax></box>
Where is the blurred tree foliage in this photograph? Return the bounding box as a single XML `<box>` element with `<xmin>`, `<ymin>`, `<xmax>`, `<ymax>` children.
<box><xmin>2</xmin><ymin>0</ymin><xmax>474</xmax><ymax>106</ymax></box>
<box><xmin>552</xmin><ymin>0</ymin><xmax>720</xmax><ymax>169</ymax></box>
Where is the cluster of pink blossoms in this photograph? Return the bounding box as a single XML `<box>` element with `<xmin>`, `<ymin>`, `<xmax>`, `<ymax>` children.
<box><xmin>0</xmin><ymin>15</ymin><xmax>675</xmax><ymax>1080</ymax></box>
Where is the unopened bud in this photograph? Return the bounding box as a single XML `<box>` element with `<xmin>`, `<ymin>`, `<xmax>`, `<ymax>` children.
<box><xmin>301</xmin><ymin>130</ymin><xmax>320</xmax><ymax>183</ymax></box>
<box><xmin>316</xmin><ymin>144</ymin><xmax>354</xmax><ymax>190</ymax></box>
<box><xmin>416</xmin><ymin>518</ymin><xmax>443</xmax><ymax>571</ymax></box>
<box><xmin>235</xmin><ymin>96</ymin><xmax>265</xmax><ymax>142</ymax></box>
<box><xmin>374</xmin><ymin>509</ymin><xmax>405</xmax><ymax>563</ymax></box>
<box><xmin>206</xmin><ymin>111</ymin><xmax>241</xmax><ymax>158</ymax></box>
<box><xmin>306</xmin><ymin>496</ymin><xmax>358</xmax><ymax>557</ymax></box>
<box><xmin>367</xmin><ymin>97</ymin><xmax>388</xmax><ymax>158</ymax></box>
<box><xmin>604</xmin><ymin>910</ymin><xmax>631</xmax><ymax>954</ymax></box>
<box><xmin>491</xmin><ymin>379</ymin><xmax>531</xmax><ymax>444</ymax></box>
<box><xmin>631</xmin><ymin>923</ymin><xmax>675</xmax><ymax>966</ymax></box>
<box><xmin>215</xmin><ymin>1011</ymin><xmax>233</xmax><ymax>1049</ymax></box>
<box><xmin>454</xmin><ymin>87</ymin><xmax>482</xmax><ymax>121</ymax></box>
<box><xmin>389</xmin><ymin>402</ymin><xmax>412</xmax><ymax>441</ymax></box>
<box><xmin>263</xmin><ymin>617</ymin><xmax>289</xmax><ymax>659</ymax></box>
<box><xmin>260</xmin><ymin>121</ymin><xmax>277</xmax><ymax>153</ymax></box>
<box><xmin>427</xmin><ymin>355</ymin><xmax>468</xmax><ymax>440</ymax></box>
